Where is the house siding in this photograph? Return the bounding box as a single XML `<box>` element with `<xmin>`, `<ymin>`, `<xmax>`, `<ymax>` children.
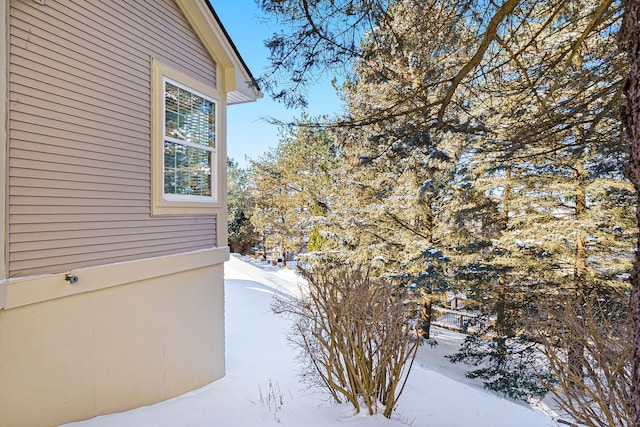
<box><xmin>7</xmin><ymin>0</ymin><xmax>219</xmax><ymax>277</ymax></box>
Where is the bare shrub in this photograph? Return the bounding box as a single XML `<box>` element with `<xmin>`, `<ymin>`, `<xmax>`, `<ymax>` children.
<box><xmin>273</xmin><ymin>257</ymin><xmax>419</xmax><ymax>418</ymax></box>
<box><xmin>540</xmin><ymin>297</ymin><xmax>632</xmax><ymax>427</ymax></box>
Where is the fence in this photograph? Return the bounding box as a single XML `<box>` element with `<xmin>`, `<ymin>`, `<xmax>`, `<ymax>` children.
<box><xmin>431</xmin><ymin>307</ymin><xmax>478</xmax><ymax>332</ymax></box>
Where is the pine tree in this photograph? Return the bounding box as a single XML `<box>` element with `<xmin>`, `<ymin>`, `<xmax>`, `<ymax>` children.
<box><xmin>248</xmin><ymin>117</ymin><xmax>339</xmax><ymax>263</ymax></box>
<box><xmin>619</xmin><ymin>4</ymin><xmax>640</xmax><ymax>423</ymax></box>
<box><xmin>444</xmin><ymin>1</ymin><xmax>631</xmax><ymax>400</ymax></box>
<box><xmin>228</xmin><ymin>158</ymin><xmax>257</xmax><ymax>254</ymax></box>
<box><xmin>258</xmin><ymin>1</ymin><xmax>639</xmax><ymax>422</ymax></box>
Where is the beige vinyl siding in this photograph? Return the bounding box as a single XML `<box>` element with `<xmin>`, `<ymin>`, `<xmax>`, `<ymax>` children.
<box><xmin>8</xmin><ymin>0</ymin><xmax>219</xmax><ymax>278</ymax></box>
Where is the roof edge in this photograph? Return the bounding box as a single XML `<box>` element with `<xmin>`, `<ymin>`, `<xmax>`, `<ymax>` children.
<box><xmin>176</xmin><ymin>0</ymin><xmax>262</xmax><ymax>104</ymax></box>
<box><xmin>204</xmin><ymin>2</ymin><xmax>261</xmax><ymax>93</ymax></box>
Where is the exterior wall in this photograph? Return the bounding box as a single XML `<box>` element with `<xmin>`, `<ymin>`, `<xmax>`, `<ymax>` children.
<box><xmin>1</xmin><ymin>0</ymin><xmax>8</xmax><ymax>307</ymax></box>
<box><xmin>7</xmin><ymin>0</ymin><xmax>221</xmax><ymax>278</ymax></box>
<box><xmin>0</xmin><ymin>0</ymin><xmax>250</xmax><ymax>425</ymax></box>
<box><xmin>0</xmin><ymin>248</ymin><xmax>227</xmax><ymax>427</ymax></box>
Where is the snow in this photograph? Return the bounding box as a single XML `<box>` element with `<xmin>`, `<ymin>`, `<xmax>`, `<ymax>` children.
<box><xmin>60</xmin><ymin>254</ymin><xmax>558</xmax><ymax>427</ymax></box>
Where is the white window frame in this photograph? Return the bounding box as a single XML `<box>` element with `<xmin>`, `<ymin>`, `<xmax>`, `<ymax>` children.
<box><xmin>152</xmin><ymin>60</ymin><xmax>221</xmax><ymax>215</ymax></box>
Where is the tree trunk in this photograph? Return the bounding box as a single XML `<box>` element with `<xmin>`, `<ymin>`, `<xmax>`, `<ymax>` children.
<box><xmin>573</xmin><ymin>163</ymin><xmax>587</xmax><ymax>296</ymax></box>
<box><xmin>495</xmin><ymin>278</ymin><xmax>508</xmax><ymax>355</ymax></box>
<box><xmin>495</xmin><ymin>169</ymin><xmax>511</xmax><ymax>355</ymax></box>
<box><xmin>415</xmin><ymin>189</ymin><xmax>434</xmax><ymax>244</ymax></box>
<box><xmin>262</xmin><ymin>234</ymin><xmax>267</xmax><ymax>261</ymax></box>
<box><xmin>568</xmin><ymin>163</ymin><xmax>587</xmax><ymax>382</ymax></box>
<box><xmin>419</xmin><ymin>295</ymin><xmax>432</xmax><ymax>340</ymax></box>
<box><xmin>620</xmin><ymin>2</ymin><xmax>640</xmax><ymax>425</ymax></box>
<box><xmin>415</xmin><ymin>189</ymin><xmax>434</xmax><ymax>339</ymax></box>
<box><xmin>503</xmin><ymin>167</ymin><xmax>511</xmax><ymax>229</ymax></box>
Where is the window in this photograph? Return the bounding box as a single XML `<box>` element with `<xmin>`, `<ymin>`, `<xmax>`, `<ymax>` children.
<box><xmin>152</xmin><ymin>60</ymin><xmax>220</xmax><ymax>214</ymax></box>
<box><xmin>163</xmin><ymin>81</ymin><xmax>216</xmax><ymax>198</ymax></box>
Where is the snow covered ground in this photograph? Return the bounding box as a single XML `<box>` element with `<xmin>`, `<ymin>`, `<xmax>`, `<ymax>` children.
<box><xmin>61</xmin><ymin>254</ymin><xmax>559</xmax><ymax>427</ymax></box>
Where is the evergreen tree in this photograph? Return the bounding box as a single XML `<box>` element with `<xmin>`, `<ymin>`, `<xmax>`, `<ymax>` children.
<box><xmin>258</xmin><ymin>0</ymin><xmax>639</xmax><ymax>422</ymax></box>
<box><xmin>248</xmin><ymin>117</ymin><xmax>340</xmax><ymax>263</ymax></box>
<box><xmin>447</xmin><ymin>1</ymin><xmax>631</xmax><ymax>397</ymax></box>
<box><xmin>228</xmin><ymin>158</ymin><xmax>257</xmax><ymax>254</ymax></box>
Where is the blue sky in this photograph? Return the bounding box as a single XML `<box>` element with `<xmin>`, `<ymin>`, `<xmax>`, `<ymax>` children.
<box><xmin>210</xmin><ymin>1</ymin><xmax>342</xmax><ymax>168</ymax></box>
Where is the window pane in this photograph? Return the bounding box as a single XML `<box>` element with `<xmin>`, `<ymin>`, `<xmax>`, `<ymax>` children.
<box><xmin>165</xmin><ymin>111</ymin><xmax>178</xmax><ymax>138</ymax></box>
<box><xmin>163</xmin><ymin>141</ymin><xmax>212</xmax><ymax>196</ymax></box>
<box><xmin>164</xmin><ymin>82</ymin><xmax>215</xmax><ymax>149</ymax></box>
<box><xmin>208</xmin><ymin>104</ymin><xmax>216</xmax><ymax>147</ymax></box>
<box><xmin>165</xmin><ymin>83</ymin><xmax>179</xmax><ymax>113</ymax></box>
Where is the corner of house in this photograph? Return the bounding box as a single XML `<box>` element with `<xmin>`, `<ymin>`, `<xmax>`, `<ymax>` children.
<box><xmin>1</xmin><ymin>0</ymin><xmax>8</xmax><ymax>304</ymax></box>
<box><xmin>0</xmin><ymin>280</ymin><xmax>5</xmax><ymax>310</ymax></box>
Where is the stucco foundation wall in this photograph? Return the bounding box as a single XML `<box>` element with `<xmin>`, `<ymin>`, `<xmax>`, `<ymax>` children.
<box><xmin>0</xmin><ymin>262</ymin><xmax>225</xmax><ymax>427</ymax></box>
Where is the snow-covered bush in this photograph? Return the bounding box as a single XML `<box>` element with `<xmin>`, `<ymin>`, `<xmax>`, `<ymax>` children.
<box><xmin>273</xmin><ymin>257</ymin><xmax>419</xmax><ymax>418</ymax></box>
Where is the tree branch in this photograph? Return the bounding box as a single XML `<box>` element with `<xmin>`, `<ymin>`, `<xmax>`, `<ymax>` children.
<box><xmin>437</xmin><ymin>0</ymin><xmax>521</xmax><ymax>123</ymax></box>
